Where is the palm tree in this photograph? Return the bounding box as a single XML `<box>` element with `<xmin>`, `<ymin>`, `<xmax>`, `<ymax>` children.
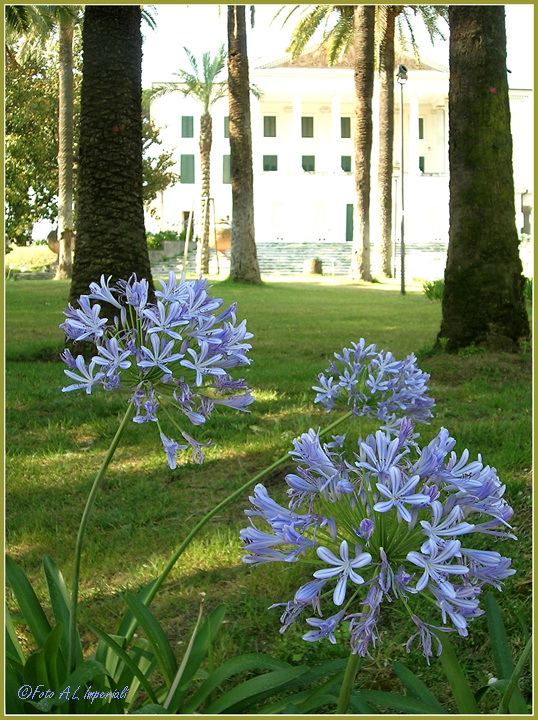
<box><xmin>69</xmin><ymin>5</ymin><xmax>153</xmax><ymax>305</ymax></box>
<box><xmin>5</xmin><ymin>5</ymin><xmax>82</xmax><ymax>279</ymax></box>
<box><xmin>153</xmin><ymin>47</ymin><xmax>228</xmax><ymax>275</ymax></box>
<box><xmin>438</xmin><ymin>5</ymin><xmax>529</xmax><ymax>352</ymax></box>
<box><xmin>227</xmin><ymin>5</ymin><xmax>261</xmax><ymax>284</ymax></box>
<box><xmin>377</xmin><ymin>5</ymin><xmax>447</xmax><ymax>278</ymax></box>
<box><xmin>276</xmin><ymin>4</ymin><xmax>447</xmax><ymax>279</ymax></box>
<box><xmin>349</xmin><ymin>4</ymin><xmax>375</xmax><ymax>281</ymax></box>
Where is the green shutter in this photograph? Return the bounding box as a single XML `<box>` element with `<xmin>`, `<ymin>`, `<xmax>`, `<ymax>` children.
<box><xmin>180</xmin><ymin>155</ymin><xmax>195</xmax><ymax>184</ymax></box>
<box><xmin>224</xmin><ymin>116</ymin><xmax>229</xmax><ymax>138</ymax></box>
<box><xmin>263</xmin><ymin>155</ymin><xmax>278</xmax><ymax>171</ymax></box>
<box><xmin>341</xmin><ymin>117</ymin><xmax>351</xmax><ymax>138</ymax></box>
<box><xmin>346</xmin><ymin>204</ymin><xmax>353</xmax><ymax>242</ymax></box>
<box><xmin>181</xmin><ymin>116</ymin><xmax>194</xmax><ymax>138</ymax></box>
<box><xmin>223</xmin><ymin>155</ymin><xmax>231</xmax><ymax>184</ymax></box>
<box><xmin>301</xmin><ymin>117</ymin><xmax>314</xmax><ymax>138</ymax></box>
<box><xmin>302</xmin><ymin>155</ymin><xmax>315</xmax><ymax>172</ymax></box>
<box><xmin>341</xmin><ymin>155</ymin><xmax>351</xmax><ymax>172</ymax></box>
<box><xmin>263</xmin><ymin>116</ymin><xmax>276</xmax><ymax>137</ymax></box>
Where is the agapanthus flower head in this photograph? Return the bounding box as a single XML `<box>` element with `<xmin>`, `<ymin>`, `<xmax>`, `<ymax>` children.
<box><xmin>313</xmin><ymin>339</ymin><xmax>435</xmax><ymax>432</ymax></box>
<box><xmin>60</xmin><ymin>273</ymin><xmax>254</xmax><ymax>467</ymax></box>
<box><xmin>241</xmin><ymin>414</ymin><xmax>516</xmax><ymax>662</ymax></box>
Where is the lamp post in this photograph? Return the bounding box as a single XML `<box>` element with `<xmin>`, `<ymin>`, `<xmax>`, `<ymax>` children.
<box><xmin>397</xmin><ymin>64</ymin><xmax>408</xmax><ymax>295</ymax></box>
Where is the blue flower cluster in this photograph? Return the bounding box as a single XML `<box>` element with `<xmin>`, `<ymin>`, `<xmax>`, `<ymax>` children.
<box><xmin>241</xmin><ymin>343</ymin><xmax>516</xmax><ymax>663</ymax></box>
<box><xmin>313</xmin><ymin>339</ymin><xmax>435</xmax><ymax>431</ymax></box>
<box><xmin>60</xmin><ymin>273</ymin><xmax>254</xmax><ymax>467</ymax></box>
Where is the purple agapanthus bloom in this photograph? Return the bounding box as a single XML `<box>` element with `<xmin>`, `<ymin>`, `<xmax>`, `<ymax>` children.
<box><xmin>313</xmin><ymin>340</ymin><xmax>435</xmax><ymax>432</ymax></box>
<box><xmin>60</xmin><ymin>272</ymin><xmax>254</xmax><ymax>468</ymax></box>
<box><xmin>241</xmin><ymin>388</ymin><xmax>516</xmax><ymax>661</ymax></box>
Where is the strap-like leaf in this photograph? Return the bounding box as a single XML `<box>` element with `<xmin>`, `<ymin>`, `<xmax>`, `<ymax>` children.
<box><xmin>485</xmin><ymin>592</ymin><xmax>528</xmax><ymax>714</ymax></box>
<box><xmin>41</xmin><ymin>622</ymin><xmax>64</xmax><ymax>693</ymax></box>
<box><xmin>87</xmin><ymin>623</ymin><xmax>160</xmax><ymax>705</ymax></box>
<box><xmin>204</xmin><ymin>666</ymin><xmax>309</xmax><ymax>714</ymax></box>
<box><xmin>116</xmin><ymin>578</ymin><xmax>158</xmax><ymax>640</ymax></box>
<box><xmin>42</xmin><ymin>554</ymin><xmax>83</xmax><ymax>669</ymax></box>
<box><xmin>183</xmin><ymin>652</ymin><xmax>291</xmax><ymax>713</ymax></box>
<box><xmin>6</xmin><ymin>554</ymin><xmax>51</xmax><ymax>648</ymax></box>
<box><xmin>122</xmin><ymin>591</ymin><xmax>177</xmax><ymax>686</ymax></box>
<box><xmin>5</xmin><ymin>603</ymin><xmax>25</xmax><ymax>663</ymax></box>
<box><xmin>360</xmin><ymin>689</ymin><xmax>447</xmax><ymax>714</ymax></box>
<box><xmin>32</xmin><ymin>659</ymin><xmax>109</xmax><ymax>712</ymax></box>
<box><xmin>130</xmin><ymin>703</ymin><xmax>170</xmax><ymax>714</ymax></box>
<box><xmin>438</xmin><ymin>635</ymin><xmax>479</xmax><ymax>713</ymax></box>
<box><xmin>392</xmin><ymin>660</ymin><xmax>446</xmax><ymax>713</ymax></box>
<box><xmin>165</xmin><ymin>604</ymin><xmax>226</xmax><ymax>712</ymax></box>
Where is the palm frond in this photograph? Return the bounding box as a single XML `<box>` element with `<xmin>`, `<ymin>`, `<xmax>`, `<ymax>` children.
<box><xmin>325</xmin><ymin>14</ymin><xmax>353</xmax><ymax>66</ymax></box>
<box><xmin>287</xmin><ymin>5</ymin><xmax>335</xmax><ymax>59</ymax></box>
<box><xmin>141</xmin><ymin>5</ymin><xmax>157</xmax><ymax>31</ymax></box>
<box><xmin>271</xmin><ymin>5</ymin><xmax>302</xmax><ymax>29</ymax></box>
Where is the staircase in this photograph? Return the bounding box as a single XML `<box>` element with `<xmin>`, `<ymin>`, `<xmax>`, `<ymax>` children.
<box><xmin>151</xmin><ymin>241</ymin><xmax>449</xmax><ymax>280</ymax></box>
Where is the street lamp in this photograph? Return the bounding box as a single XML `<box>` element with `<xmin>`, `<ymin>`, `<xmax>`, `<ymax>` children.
<box><xmin>397</xmin><ymin>64</ymin><xmax>408</xmax><ymax>295</ymax></box>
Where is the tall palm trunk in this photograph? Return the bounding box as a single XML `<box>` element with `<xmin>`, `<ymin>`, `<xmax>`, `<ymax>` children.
<box><xmin>438</xmin><ymin>5</ymin><xmax>529</xmax><ymax>352</ymax></box>
<box><xmin>197</xmin><ymin>112</ymin><xmax>212</xmax><ymax>275</ymax></box>
<box><xmin>227</xmin><ymin>4</ymin><xmax>261</xmax><ymax>284</ymax></box>
<box><xmin>69</xmin><ymin>5</ymin><xmax>153</xmax><ymax>305</ymax></box>
<box><xmin>350</xmin><ymin>5</ymin><xmax>375</xmax><ymax>282</ymax></box>
<box><xmin>377</xmin><ymin>7</ymin><xmax>400</xmax><ymax>278</ymax></box>
<box><xmin>55</xmin><ymin>17</ymin><xmax>74</xmax><ymax>280</ymax></box>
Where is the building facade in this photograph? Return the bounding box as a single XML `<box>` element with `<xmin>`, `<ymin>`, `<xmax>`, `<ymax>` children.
<box><xmin>149</xmin><ymin>45</ymin><xmax>533</xmax><ymax>275</ymax></box>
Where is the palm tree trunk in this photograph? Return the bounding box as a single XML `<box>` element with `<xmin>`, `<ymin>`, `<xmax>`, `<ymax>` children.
<box><xmin>377</xmin><ymin>7</ymin><xmax>399</xmax><ymax>278</ymax></box>
<box><xmin>438</xmin><ymin>6</ymin><xmax>529</xmax><ymax>352</ymax></box>
<box><xmin>227</xmin><ymin>4</ymin><xmax>261</xmax><ymax>284</ymax></box>
<box><xmin>69</xmin><ymin>5</ymin><xmax>153</xmax><ymax>305</ymax></box>
<box><xmin>197</xmin><ymin>112</ymin><xmax>212</xmax><ymax>275</ymax></box>
<box><xmin>55</xmin><ymin>17</ymin><xmax>74</xmax><ymax>280</ymax></box>
<box><xmin>350</xmin><ymin>5</ymin><xmax>375</xmax><ymax>282</ymax></box>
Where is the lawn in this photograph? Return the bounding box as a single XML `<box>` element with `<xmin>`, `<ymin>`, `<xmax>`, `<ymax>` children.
<box><xmin>5</xmin><ymin>276</ymin><xmax>532</xmax><ymax>712</ymax></box>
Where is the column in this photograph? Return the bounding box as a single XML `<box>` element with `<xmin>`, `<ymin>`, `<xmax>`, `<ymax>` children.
<box><xmin>408</xmin><ymin>93</ymin><xmax>421</xmax><ymax>175</ymax></box>
<box><xmin>331</xmin><ymin>92</ymin><xmax>341</xmax><ymax>173</ymax></box>
<box><xmin>250</xmin><ymin>93</ymin><xmax>262</xmax><ymax>175</ymax></box>
<box><xmin>292</xmin><ymin>93</ymin><xmax>302</xmax><ymax>173</ymax></box>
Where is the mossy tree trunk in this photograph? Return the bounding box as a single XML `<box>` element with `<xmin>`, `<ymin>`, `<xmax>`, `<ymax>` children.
<box><xmin>438</xmin><ymin>6</ymin><xmax>529</xmax><ymax>352</ymax></box>
<box><xmin>69</xmin><ymin>5</ymin><xmax>153</xmax><ymax>305</ymax></box>
<box><xmin>227</xmin><ymin>5</ymin><xmax>261</xmax><ymax>284</ymax></box>
<box><xmin>197</xmin><ymin>112</ymin><xmax>212</xmax><ymax>275</ymax></box>
<box><xmin>350</xmin><ymin>5</ymin><xmax>374</xmax><ymax>282</ymax></box>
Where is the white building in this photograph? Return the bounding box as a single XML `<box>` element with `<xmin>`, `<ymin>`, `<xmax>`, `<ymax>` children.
<box><xmin>149</xmin><ymin>44</ymin><xmax>533</xmax><ymax>276</ymax></box>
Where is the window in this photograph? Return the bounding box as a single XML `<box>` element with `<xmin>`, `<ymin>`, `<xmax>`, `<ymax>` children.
<box><xmin>419</xmin><ymin>156</ymin><xmax>425</xmax><ymax>173</ymax></box>
<box><xmin>223</xmin><ymin>155</ymin><xmax>231</xmax><ymax>184</ymax></box>
<box><xmin>181</xmin><ymin>116</ymin><xmax>194</xmax><ymax>138</ymax></box>
<box><xmin>263</xmin><ymin>155</ymin><xmax>278</xmax><ymax>171</ymax></box>
<box><xmin>224</xmin><ymin>116</ymin><xmax>229</xmax><ymax>138</ymax></box>
<box><xmin>302</xmin><ymin>155</ymin><xmax>315</xmax><ymax>172</ymax></box>
<box><xmin>418</xmin><ymin>117</ymin><xmax>424</xmax><ymax>140</ymax></box>
<box><xmin>180</xmin><ymin>155</ymin><xmax>195</xmax><ymax>184</ymax></box>
<box><xmin>263</xmin><ymin>116</ymin><xmax>277</xmax><ymax>137</ymax></box>
<box><xmin>341</xmin><ymin>155</ymin><xmax>352</xmax><ymax>172</ymax></box>
<box><xmin>301</xmin><ymin>116</ymin><xmax>314</xmax><ymax>138</ymax></box>
<box><xmin>341</xmin><ymin>117</ymin><xmax>351</xmax><ymax>138</ymax></box>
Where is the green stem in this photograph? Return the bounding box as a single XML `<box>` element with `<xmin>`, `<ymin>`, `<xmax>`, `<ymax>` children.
<box><xmin>496</xmin><ymin>636</ymin><xmax>532</xmax><ymax>714</ymax></box>
<box><xmin>139</xmin><ymin>410</ymin><xmax>354</xmax><ymax>615</ymax></box>
<box><xmin>336</xmin><ymin>650</ymin><xmax>361</xmax><ymax>714</ymax></box>
<box><xmin>68</xmin><ymin>401</ymin><xmax>135</xmax><ymax>674</ymax></box>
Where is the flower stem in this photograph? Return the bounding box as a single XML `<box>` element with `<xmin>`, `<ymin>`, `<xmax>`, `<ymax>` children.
<box><xmin>133</xmin><ymin>410</ymin><xmax>354</xmax><ymax>626</ymax></box>
<box><xmin>336</xmin><ymin>650</ymin><xmax>361</xmax><ymax>714</ymax></box>
<box><xmin>68</xmin><ymin>401</ymin><xmax>135</xmax><ymax>674</ymax></box>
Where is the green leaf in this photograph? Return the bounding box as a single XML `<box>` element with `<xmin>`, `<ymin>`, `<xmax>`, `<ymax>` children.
<box><xmin>5</xmin><ymin>603</ymin><xmax>25</xmax><ymax>663</ymax></box>
<box><xmin>6</xmin><ymin>554</ymin><xmax>51</xmax><ymax>648</ymax></box>
<box><xmin>42</xmin><ymin>553</ymin><xmax>83</xmax><ymax>669</ymax></box>
<box><xmin>165</xmin><ymin>603</ymin><xmax>226</xmax><ymax>712</ymax></box>
<box><xmin>360</xmin><ymin>689</ymin><xmax>446</xmax><ymax>714</ymax></box>
<box><xmin>116</xmin><ymin>578</ymin><xmax>159</xmax><ymax>639</ymax></box>
<box><xmin>33</xmin><ymin>659</ymin><xmax>109</xmax><ymax>712</ymax></box>
<box><xmin>117</xmin><ymin>639</ymin><xmax>157</xmax><ymax>710</ymax></box>
<box><xmin>392</xmin><ymin>660</ymin><xmax>446</xmax><ymax>713</ymax></box>
<box><xmin>438</xmin><ymin>635</ymin><xmax>479</xmax><ymax>714</ymax></box>
<box><xmin>130</xmin><ymin>703</ymin><xmax>170</xmax><ymax>713</ymax></box>
<box><xmin>87</xmin><ymin>622</ymin><xmax>159</xmax><ymax>705</ymax></box>
<box><xmin>122</xmin><ymin>591</ymin><xmax>177</xmax><ymax>686</ymax></box>
<box><xmin>6</xmin><ymin>657</ymin><xmax>25</xmax><ymax>715</ymax></box>
<box><xmin>497</xmin><ymin>636</ymin><xmax>532</xmax><ymax>715</ymax></box>
<box><xmin>485</xmin><ymin>592</ymin><xmax>528</xmax><ymax>714</ymax></box>
<box><xmin>183</xmin><ymin>652</ymin><xmax>291</xmax><ymax>713</ymax></box>
<box><xmin>347</xmin><ymin>690</ymin><xmax>376</xmax><ymax>714</ymax></box>
<box><xmin>203</xmin><ymin>666</ymin><xmax>309</xmax><ymax>714</ymax></box>
<box><xmin>41</xmin><ymin>621</ymin><xmax>64</xmax><ymax>692</ymax></box>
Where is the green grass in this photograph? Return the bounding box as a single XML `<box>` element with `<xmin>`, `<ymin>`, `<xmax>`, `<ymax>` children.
<box><xmin>5</xmin><ymin>278</ymin><xmax>532</xmax><ymax>710</ymax></box>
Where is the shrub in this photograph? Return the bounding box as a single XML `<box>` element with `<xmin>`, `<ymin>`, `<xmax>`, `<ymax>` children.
<box><xmin>422</xmin><ymin>278</ymin><xmax>444</xmax><ymax>302</ymax></box>
<box><xmin>146</xmin><ymin>229</ymin><xmax>182</xmax><ymax>250</ymax></box>
<box><xmin>523</xmin><ymin>277</ymin><xmax>532</xmax><ymax>305</ymax></box>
